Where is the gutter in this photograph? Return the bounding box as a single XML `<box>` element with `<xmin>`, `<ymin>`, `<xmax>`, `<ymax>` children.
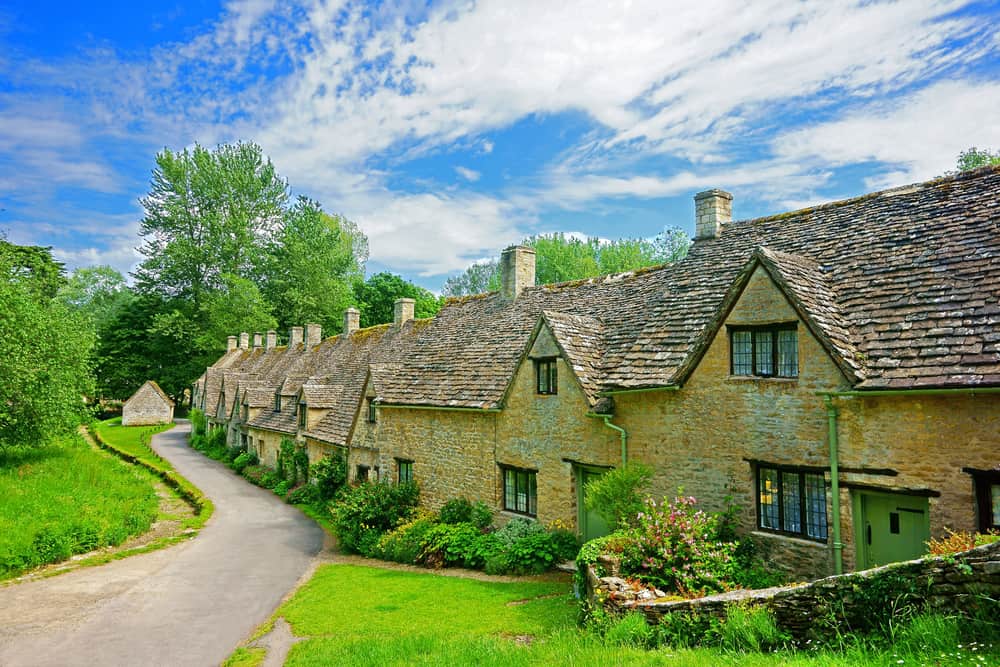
<box><xmin>599</xmin><ymin>385</ymin><xmax>680</xmax><ymax>397</ymax></box>
<box><xmin>377</xmin><ymin>403</ymin><xmax>502</xmax><ymax>413</ymax></box>
<box><xmin>817</xmin><ymin>387</ymin><xmax>1000</xmax><ymax>398</ymax></box>
<box><xmin>587</xmin><ymin>412</ymin><xmax>628</xmax><ymax>465</ymax></box>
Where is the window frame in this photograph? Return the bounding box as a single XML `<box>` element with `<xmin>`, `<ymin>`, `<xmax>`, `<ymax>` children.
<box><xmin>535</xmin><ymin>358</ymin><xmax>558</xmax><ymax>395</ymax></box>
<box><xmin>356</xmin><ymin>464</ymin><xmax>370</xmax><ymax>482</ymax></box>
<box><xmin>397</xmin><ymin>458</ymin><xmax>413</xmax><ymax>484</ymax></box>
<box><xmin>367</xmin><ymin>399</ymin><xmax>377</xmax><ymax>424</ymax></box>
<box><xmin>755</xmin><ymin>463</ymin><xmax>828</xmax><ymax>542</ymax></box>
<box><xmin>500</xmin><ymin>465</ymin><xmax>538</xmax><ymax>517</ymax></box>
<box><xmin>297</xmin><ymin>401</ymin><xmax>307</xmax><ymax>429</ymax></box>
<box><xmin>729</xmin><ymin>323</ymin><xmax>799</xmax><ymax>378</ymax></box>
<box><xmin>972</xmin><ymin>471</ymin><xmax>1000</xmax><ymax>532</ymax></box>
<box><xmin>274</xmin><ymin>394</ymin><xmax>281</xmax><ymax>412</ymax></box>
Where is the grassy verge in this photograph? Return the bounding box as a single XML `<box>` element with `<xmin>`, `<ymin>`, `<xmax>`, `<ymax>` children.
<box><xmin>93</xmin><ymin>418</ymin><xmax>214</xmax><ymax>525</ymax></box>
<box><xmin>228</xmin><ymin>564</ymin><xmax>999</xmax><ymax>666</ymax></box>
<box><xmin>0</xmin><ymin>433</ymin><xmax>160</xmax><ymax>580</ymax></box>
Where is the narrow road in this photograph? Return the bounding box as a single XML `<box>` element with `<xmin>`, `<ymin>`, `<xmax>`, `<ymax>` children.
<box><xmin>0</xmin><ymin>421</ymin><xmax>324</xmax><ymax>667</ymax></box>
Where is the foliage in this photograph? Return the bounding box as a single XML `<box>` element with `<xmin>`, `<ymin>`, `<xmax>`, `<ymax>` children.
<box><xmin>0</xmin><ymin>241</ymin><xmax>95</xmax><ymax>448</ymax></box>
<box><xmin>442</xmin><ymin>229</ymin><xmax>691</xmax><ymax>296</ymax></box>
<box><xmin>954</xmin><ymin>147</ymin><xmax>1000</xmax><ymax>173</ymax></box>
<box><xmin>374</xmin><ymin>510</ymin><xmax>439</xmax><ymax>565</ymax></box>
<box><xmin>311</xmin><ymin>450</ymin><xmax>348</xmax><ymax>500</ymax></box>
<box><xmin>483</xmin><ymin>517</ymin><xmax>579</xmax><ymax>575</ymax></box>
<box><xmin>438</xmin><ymin>497</ymin><xmax>493</xmax><ymax>528</ymax></box>
<box><xmin>926</xmin><ymin>528</ymin><xmax>1000</xmax><ymax>555</ymax></box>
<box><xmin>419</xmin><ymin>522</ymin><xmax>486</xmax><ymax>568</ymax></box>
<box><xmin>715</xmin><ymin>604</ymin><xmax>788</xmax><ymax>653</ymax></box>
<box><xmin>231</xmin><ymin>451</ymin><xmax>253</xmax><ymax>474</ymax></box>
<box><xmin>264</xmin><ymin>197</ymin><xmax>367</xmax><ymax>334</ymax></box>
<box><xmin>583</xmin><ymin>462</ymin><xmax>653</xmax><ymax>530</ymax></box>
<box><xmin>286</xmin><ymin>483</ymin><xmax>320</xmax><ymax>505</ymax></box>
<box><xmin>190</xmin><ymin>408</ymin><xmax>207</xmax><ymax>437</ymax></box>
<box><xmin>602</xmin><ymin>611</ymin><xmax>655</xmax><ymax>647</ymax></box>
<box><xmin>352</xmin><ymin>271</ymin><xmax>442</xmax><ymax>328</ymax></box>
<box><xmin>55</xmin><ymin>265</ymin><xmax>135</xmax><ymax>332</ymax></box>
<box><xmin>0</xmin><ymin>434</ymin><xmax>158</xmax><ymax>579</ymax></box>
<box><xmin>330</xmin><ymin>481</ymin><xmax>420</xmax><ymax>555</ymax></box>
<box><xmin>619</xmin><ymin>494</ymin><xmax>738</xmax><ymax>596</ymax></box>
<box><xmin>192</xmin><ymin>426</ymin><xmax>229</xmax><ymax>461</ymax></box>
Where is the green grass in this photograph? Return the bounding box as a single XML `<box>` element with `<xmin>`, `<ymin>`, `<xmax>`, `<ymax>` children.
<box><xmin>247</xmin><ymin>564</ymin><xmax>999</xmax><ymax>667</ymax></box>
<box><xmin>0</xmin><ymin>433</ymin><xmax>160</xmax><ymax>580</ymax></box>
<box><xmin>94</xmin><ymin>418</ymin><xmax>174</xmax><ymax>470</ymax></box>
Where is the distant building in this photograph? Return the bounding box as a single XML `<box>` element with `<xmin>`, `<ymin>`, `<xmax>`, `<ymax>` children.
<box><xmin>122</xmin><ymin>380</ymin><xmax>175</xmax><ymax>426</ymax></box>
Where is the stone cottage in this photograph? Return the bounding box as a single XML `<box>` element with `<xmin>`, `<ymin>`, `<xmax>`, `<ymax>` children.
<box><xmin>193</xmin><ymin>166</ymin><xmax>1000</xmax><ymax>580</ymax></box>
<box><xmin>122</xmin><ymin>380</ymin><xmax>175</xmax><ymax>426</ymax></box>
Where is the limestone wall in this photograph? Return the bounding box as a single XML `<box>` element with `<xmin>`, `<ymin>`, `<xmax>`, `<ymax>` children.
<box><xmin>122</xmin><ymin>383</ymin><xmax>174</xmax><ymax>426</ymax></box>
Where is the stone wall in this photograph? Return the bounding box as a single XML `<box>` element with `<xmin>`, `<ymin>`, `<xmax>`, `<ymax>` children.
<box><xmin>587</xmin><ymin>540</ymin><xmax>1000</xmax><ymax>643</ymax></box>
<box><xmin>122</xmin><ymin>383</ymin><xmax>174</xmax><ymax>426</ymax></box>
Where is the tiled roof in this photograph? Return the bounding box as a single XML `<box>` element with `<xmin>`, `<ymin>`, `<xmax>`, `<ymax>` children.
<box><xmin>539</xmin><ymin>311</ymin><xmax>606</xmax><ymax>406</ymax></box>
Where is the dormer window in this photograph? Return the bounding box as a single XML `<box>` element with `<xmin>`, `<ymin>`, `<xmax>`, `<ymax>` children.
<box><xmin>274</xmin><ymin>394</ymin><xmax>281</xmax><ymax>412</ymax></box>
<box><xmin>298</xmin><ymin>401</ymin><xmax>307</xmax><ymax>429</ymax></box>
<box><xmin>367</xmin><ymin>399</ymin><xmax>376</xmax><ymax>423</ymax></box>
<box><xmin>242</xmin><ymin>404</ymin><xmax>248</xmax><ymax>421</ymax></box>
<box><xmin>730</xmin><ymin>324</ymin><xmax>798</xmax><ymax>378</ymax></box>
<box><xmin>535</xmin><ymin>358</ymin><xmax>558</xmax><ymax>395</ymax></box>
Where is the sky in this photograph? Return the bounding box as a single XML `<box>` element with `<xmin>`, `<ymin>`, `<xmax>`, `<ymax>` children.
<box><xmin>1</xmin><ymin>0</ymin><xmax>999</xmax><ymax>291</ymax></box>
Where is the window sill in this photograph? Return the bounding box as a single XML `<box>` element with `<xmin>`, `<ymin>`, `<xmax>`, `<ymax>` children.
<box><xmin>726</xmin><ymin>376</ymin><xmax>798</xmax><ymax>384</ymax></box>
<box><xmin>499</xmin><ymin>509</ymin><xmax>538</xmax><ymax>521</ymax></box>
<box><xmin>751</xmin><ymin>530</ymin><xmax>828</xmax><ymax>547</ymax></box>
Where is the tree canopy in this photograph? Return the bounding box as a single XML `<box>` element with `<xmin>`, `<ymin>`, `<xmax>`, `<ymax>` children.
<box><xmin>353</xmin><ymin>272</ymin><xmax>442</xmax><ymax>329</ymax></box>
<box><xmin>954</xmin><ymin>147</ymin><xmax>1000</xmax><ymax>172</ymax></box>
<box><xmin>0</xmin><ymin>241</ymin><xmax>94</xmax><ymax>449</ymax></box>
<box><xmin>442</xmin><ymin>228</ymin><xmax>691</xmax><ymax>297</ymax></box>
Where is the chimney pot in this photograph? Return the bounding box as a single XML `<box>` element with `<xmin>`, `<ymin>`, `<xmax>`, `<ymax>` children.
<box><xmin>305</xmin><ymin>323</ymin><xmax>322</xmax><ymax>348</ymax></box>
<box><xmin>265</xmin><ymin>330</ymin><xmax>277</xmax><ymax>350</ymax></box>
<box><xmin>500</xmin><ymin>245</ymin><xmax>536</xmax><ymax>299</ymax></box>
<box><xmin>227</xmin><ymin>335</ymin><xmax>238</xmax><ymax>352</ymax></box>
<box><xmin>239</xmin><ymin>332</ymin><xmax>250</xmax><ymax>350</ymax></box>
<box><xmin>344</xmin><ymin>308</ymin><xmax>360</xmax><ymax>335</ymax></box>
<box><xmin>694</xmin><ymin>189</ymin><xmax>733</xmax><ymax>240</ymax></box>
<box><xmin>290</xmin><ymin>326</ymin><xmax>304</xmax><ymax>348</ymax></box>
<box><xmin>394</xmin><ymin>299</ymin><xmax>415</xmax><ymax>326</ymax></box>
<box><xmin>253</xmin><ymin>332</ymin><xmax>263</xmax><ymax>349</ymax></box>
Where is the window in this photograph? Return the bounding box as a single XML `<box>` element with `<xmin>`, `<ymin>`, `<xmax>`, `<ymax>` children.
<box><xmin>274</xmin><ymin>394</ymin><xmax>281</xmax><ymax>412</ymax></box>
<box><xmin>242</xmin><ymin>405</ymin><xmax>248</xmax><ymax>421</ymax></box>
<box><xmin>502</xmin><ymin>466</ymin><xmax>537</xmax><ymax>516</ymax></box>
<box><xmin>535</xmin><ymin>358</ymin><xmax>558</xmax><ymax>395</ymax></box>
<box><xmin>973</xmin><ymin>472</ymin><xmax>1000</xmax><ymax>532</ymax></box>
<box><xmin>298</xmin><ymin>402</ymin><xmax>307</xmax><ymax>429</ymax></box>
<box><xmin>730</xmin><ymin>325</ymin><xmax>798</xmax><ymax>378</ymax></box>
<box><xmin>757</xmin><ymin>465</ymin><xmax>827</xmax><ymax>541</ymax></box>
<box><xmin>356</xmin><ymin>464</ymin><xmax>370</xmax><ymax>482</ymax></box>
<box><xmin>397</xmin><ymin>459</ymin><xmax>413</xmax><ymax>484</ymax></box>
<box><xmin>367</xmin><ymin>399</ymin><xmax>376</xmax><ymax>423</ymax></box>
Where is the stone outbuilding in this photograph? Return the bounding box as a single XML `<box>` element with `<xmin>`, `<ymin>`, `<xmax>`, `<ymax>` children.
<box><xmin>122</xmin><ymin>380</ymin><xmax>175</xmax><ymax>426</ymax></box>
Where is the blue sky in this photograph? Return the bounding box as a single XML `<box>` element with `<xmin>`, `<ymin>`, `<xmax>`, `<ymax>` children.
<box><xmin>2</xmin><ymin>1</ymin><xmax>999</xmax><ymax>291</ymax></box>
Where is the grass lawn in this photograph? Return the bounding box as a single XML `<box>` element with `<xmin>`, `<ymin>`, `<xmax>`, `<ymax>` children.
<box><xmin>241</xmin><ymin>564</ymin><xmax>998</xmax><ymax>667</ymax></box>
<box><xmin>94</xmin><ymin>418</ymin><xmax>174</xmax><ymax>470</ymax></box>
<box><xmin>0</xmin><ymin>433</ymin><xmax>160</xmax><ymax>580</ymax></box>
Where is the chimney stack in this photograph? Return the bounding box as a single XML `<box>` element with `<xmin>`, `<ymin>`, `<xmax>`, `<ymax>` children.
<box><xmin>239</xmin><ymin>332</ymin><xmax>250</xmax><ymax>350</ymax></box>
<box><xmin>305</xmin><ymin>323</ymin><xmax>322</xmax><ymax>348</ymax></box>
<box><xmin>344</xmin><ymin>308</ymin><xmax>360</xmax><ymax>335</ymax></box>
<box><xmin>394</xmin><ymin>298</ymin><xmax>415</xmax><ymax>327</ymax></box>
<box><xmin>290</xmin><ymin>326</ymin><xmax>304</xmax><ymax>348</ymax></box>
<box><xmin>253</xmin><ymin>332</ymin><xmax>263</xmax><ymax>349</ymax></box>
<box><xmin>500</xmin><ymin>245</ymin><xmax>536</xmax><ymax>300</ymax></box>
<box><xmin>694</xmin><ymin>189</ymin><xmax>733</xmax><ymax>240</ymax></box>
<box><xmin>265</xmin><ymin>330</ymin><xmax>277</xmax><ymax>350</ymax></box>
<box><xmin>227</xmin><ymin>335</ymin><xmax>238</xmax><ymax>352</ymax></box>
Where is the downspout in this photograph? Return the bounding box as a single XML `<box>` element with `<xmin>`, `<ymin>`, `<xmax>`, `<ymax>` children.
<box><xmin>823</xmin><ymin>395</ymin><xmax>844</xmax><ymax>575</ymax></box>
<box><xmin>588</xmin><ymin>412</ymin><xmax>628</xmax><ymax>466</ymax></box>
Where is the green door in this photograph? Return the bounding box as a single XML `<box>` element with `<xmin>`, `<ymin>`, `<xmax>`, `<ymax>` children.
<box><xmin>856</xmin><ymin>492</ymin><xmax>930</xmax><ymax>569</ymax></box>
<box><xmin>576</xmin><ymin>466</ymin><xmax>611</xmax><ymax>542</ymax></box>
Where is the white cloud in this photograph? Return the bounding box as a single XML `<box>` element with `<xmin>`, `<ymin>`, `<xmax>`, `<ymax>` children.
<box><xmin>454</xmin><ymin>166</ymin><xmax>480</xmax><ymax>182</ymax></box>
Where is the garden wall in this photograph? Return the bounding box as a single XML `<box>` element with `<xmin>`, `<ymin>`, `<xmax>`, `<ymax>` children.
<box><xmin>586</xmin><ymin>540</ymin><xmax>1000</xmax><ymax>642</ymax></box>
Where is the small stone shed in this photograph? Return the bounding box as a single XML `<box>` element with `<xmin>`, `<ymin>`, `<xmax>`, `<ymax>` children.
<box><xmin>122</xmin><ymin>380</ymin><xmax>175</xmax><ymax>426</ymax></box>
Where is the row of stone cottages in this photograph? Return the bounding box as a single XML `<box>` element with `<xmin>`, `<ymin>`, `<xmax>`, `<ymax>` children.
<box><xmin>193</xmin><ymin>166</ymin><xmax>1000</xmax><ymax>580</ymax></box>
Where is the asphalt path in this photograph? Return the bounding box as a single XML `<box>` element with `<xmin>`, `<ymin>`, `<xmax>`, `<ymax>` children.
<box><xmin>0</xmin><ymin>420</ymin><xmax>324</xmax><ymax>667</ymax></box>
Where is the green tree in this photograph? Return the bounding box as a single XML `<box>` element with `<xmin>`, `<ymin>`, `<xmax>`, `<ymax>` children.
<box><xmin>0</xmin><ymin>241</ymin><xmax>94</xmax><ymax>449</ymax></box>
<box><xmin>954</xmin><ymin>147</ymin><xmax>1000</xmax><ymax>172</ymax></box>
<box><xmin>264</xmin><ymin>197</ymin><xmax>368</xmax><ymax>334</ymax></box>
<box><xmin>134</xmin><ymin>141</ymin><xmax>288</xmax><ymax>307</ymax></box>
<box><xmin>352</xmin><ymin>272</ymin><xmax>442</xmax><ymax>328</ymax></box>
<box><xmin>56</xmin><ymin>265</ymin><xmax>135</xmax><ymax>331</ymax></box>
<box><xmin>442</xmin><ymin>259</ymin><xmax>500</xmax><ymax>297</ymax></box>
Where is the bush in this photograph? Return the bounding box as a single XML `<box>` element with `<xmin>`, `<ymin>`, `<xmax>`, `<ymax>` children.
<box><xmin>331</xmin><ymin>481</ymin><xmax>420</xmax><ymax>555</ymax></box>
<box><xmin>273</xmin><ymin>480</ymin><xmax>290</xmax><ymax>498</ymax></box>
<box><xmin>286</xmin><ymin>483</ymin><xmax>320</xmax><ymax>506</ymax></box>
<box><xmin>420</xmin><ymin>522</ymin><xmax>485</xmax><ymax>568</ymax></box>
<box><xmin>927</xmin><ymin>529</ymin><xmax>1000</xmax><ymax>555</ymax></box>
<box><xmin>190</xmin><ymin>408</ymin><xmax>206</xmax><ymax>437</ymax></box>
<box><xmin>439</xmin><ymin>497</ymin><xmax>474</xmax><ymax>525</ymax></box>
<box><xmin>584</xmin><ymin>462</ymin><xmax>653</xmax><ymax>530</ymax></box>
<box><xmin>470</xmin><ymin>501</ymin><xmax>493</xmax><ymax>530</ymax></box>
<box><xmin>482</xmin><ymin>518</ymin><xmax>579</xmax><ymax>575</ymax></box>
<box><xmin>311</xmin><ymin>451</ymin><xmax>347</xmax><ymax>500</ymax></box>
<box><xmin>619</xmin><ymin>494</ymin><xmax>737</xmax><ymax>596</ymax></box>
<box><xmin>376</xmin><ymin>511</ymin><xmax>439</xmax><ymax>564</ymax></box>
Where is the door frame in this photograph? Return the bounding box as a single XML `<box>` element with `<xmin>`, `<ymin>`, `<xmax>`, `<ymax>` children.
<box><xmin>852</xmin><ymin>489</ymin><xmax>931</xmax><ymax>570</ymax></box>
<box><xmin>575</xmin><ymin>463</ymin><xmax>613</xmax><ymax>541</ymax></box>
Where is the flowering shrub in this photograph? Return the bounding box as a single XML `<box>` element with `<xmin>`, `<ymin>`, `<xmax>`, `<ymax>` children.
<box><xmin>619</xmin><ymin>495</ymin><xmax>737</xmax><ymax>596</ymax></box>
<box><xmin>330</xmin><ymin>481</ymin><xmax>420</xmax><ymax>555</ymax></box>
<box><xmin>927</xmin><ymin>528</ymin><xmax>1000</xmax><ymax>555</ymax></box>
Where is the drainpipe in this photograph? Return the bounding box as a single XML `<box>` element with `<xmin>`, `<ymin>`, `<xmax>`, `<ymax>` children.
<box><xmin>823</xmin><ymin>395</ymin><xmax>844</xmax><ymax>575</ymax></box>
<box><xmin>587</xmin><ymin>412</ymin><xmax>628</xmax><ymax>466</ymax></box>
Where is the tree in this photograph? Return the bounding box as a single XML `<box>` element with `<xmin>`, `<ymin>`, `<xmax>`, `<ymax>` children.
<box><xmin>264</xmin><ymin>197</ymin><xmax>368</xmax><ymax>334</ymax></box>
<box><xmin>0</xmin><ymin>241</ymin><xmax>94</xmax><ymax>449</ymax></box>
<box><xmin>441</xmin><ymin>228</ymin><xmax>691</xmax><ymax>296</ymax></box>
<box><xmin>352</xmin><ymin>272</ymin><xmax>442</xmax><ymax>328</ymax></box>
<box><xmin>954</xmin><ymin>147</ymin><xmax>1000</xmax><ymax>172</ymax></box>
<box><xmin>133</xmin><ymin>141</ymin><xmax>288</xmax><ymax>307</ymax></box>
<box><xmin>56</xmin><ymin>265</ymin><xmax>135</xmax><ymax>331</ymax></box>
